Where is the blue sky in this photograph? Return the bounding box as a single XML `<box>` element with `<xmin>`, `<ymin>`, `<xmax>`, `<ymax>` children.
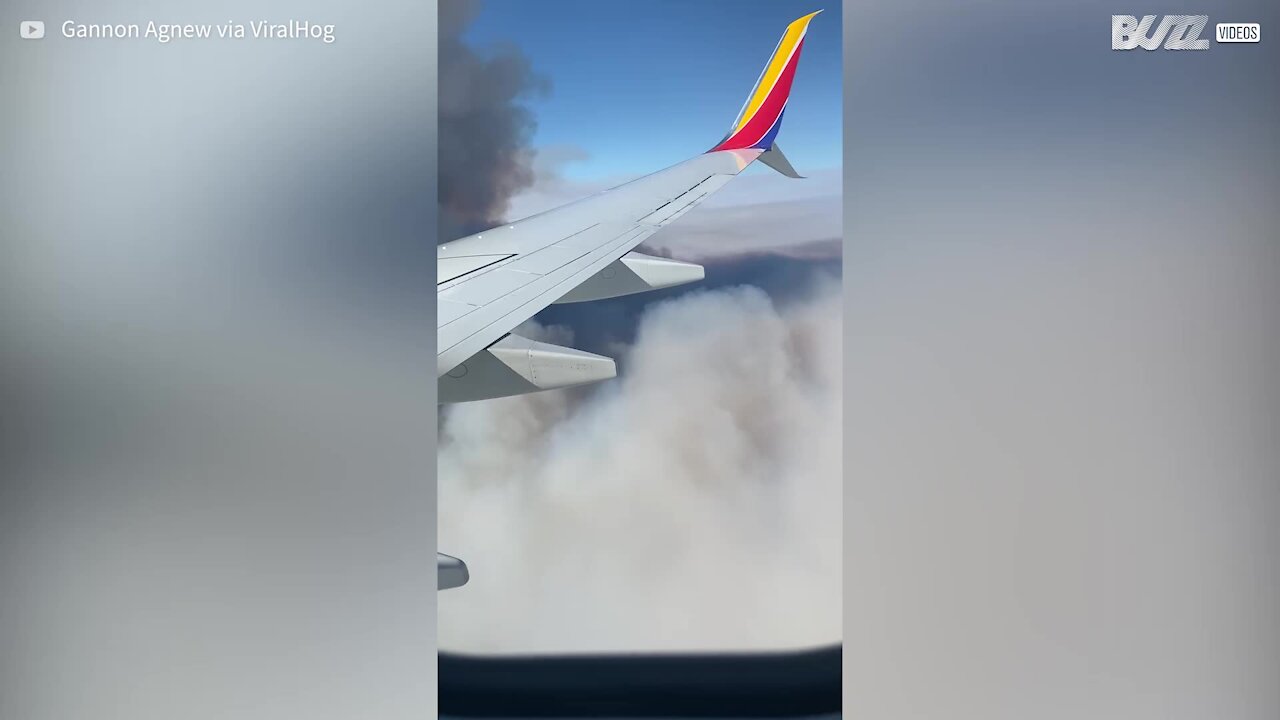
<box><xmin>463</xmin><ymin>0</ymin><xmax>842</xmax><ymax>181</ymax></box>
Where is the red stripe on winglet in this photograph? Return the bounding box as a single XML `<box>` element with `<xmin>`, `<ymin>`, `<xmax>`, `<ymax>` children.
<box><xmin>711</xmin><ymin>38</ymin><xmax>806</xmax><ymax>152</ymax></box>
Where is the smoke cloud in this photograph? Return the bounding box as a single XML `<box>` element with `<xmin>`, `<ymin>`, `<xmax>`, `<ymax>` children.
<box><xmin>438</xmin><ymin>270</ymin><xmax>843</xmax><ymax>654</ymax></box>
<box><xmin>438</xmin><ymin>0</ymin><xmax>549</xmax><ymax>241</ymax></box>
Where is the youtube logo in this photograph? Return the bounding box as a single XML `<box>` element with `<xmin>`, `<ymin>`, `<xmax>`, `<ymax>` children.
<box><xmin>20</xmin><ymin>20</ymin><xmax>45</xmax><ymax>39</ymax></box>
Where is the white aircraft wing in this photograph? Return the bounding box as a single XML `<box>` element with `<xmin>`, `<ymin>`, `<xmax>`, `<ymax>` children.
<box><xmin>438</xmin><ymin>148</ymin><xmax>760</xmax><ymax>376</ymax></box>
<box><xmin>436</xmin><ymin>10</ymin><xmax>822</xmax><ymax>405</ymax></box>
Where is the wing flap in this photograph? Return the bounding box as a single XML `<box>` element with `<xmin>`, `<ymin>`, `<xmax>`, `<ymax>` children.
<box><xmin>439</xmin><ymin>268</ymin><xmax>539</xmax><ymax>307</ymax></box>
<box><xmin>639</xmin><ymin>174</ymin><xmax>736</xmax><ymax>226</ymax></box>
<box><xmin>551</xmin><ymin>222</ymin><xmax>632</xmax><ymax>252</ymax></box>
<box><xmin>437</xmin><ymin>254</ymin><xmax>514</xmax><ymax>285</ymax></box>
<box><xmin>439</xmin><ymin>298</ymin><xmax>477</xmax><ymax>325</ymax></box>
<box><xmin>510</xmin><ymin>244</ymin><xmax>590</xmax><ymax>275</ymax></box>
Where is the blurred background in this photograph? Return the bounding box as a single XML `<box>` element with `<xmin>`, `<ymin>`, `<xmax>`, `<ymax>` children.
<box><xmin>1</xmin><ymin>2</ymin><xmax>438</xmax><ymax>718</ymax></box>
<box><xmin>844</xmin><ymin>1</ymin><xmax>1280</xmax><ymax>718</ymax></box>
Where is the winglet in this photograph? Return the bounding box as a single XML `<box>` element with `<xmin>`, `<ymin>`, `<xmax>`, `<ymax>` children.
<box><xmin>709</xmin><ymin>11</ymin><xmax>822</xmax><ymax>153</ymax></box>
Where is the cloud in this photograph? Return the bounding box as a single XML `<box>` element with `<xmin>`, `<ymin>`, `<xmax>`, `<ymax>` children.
<box><xmin>642</xmin><ymin>196</ymin><xmax>843</xmax><ymax>262</ymax></box>
<box><xmin>438</xmin><ymin>275</ymin><xmax>843</xmax><ymax>654</ymax></box>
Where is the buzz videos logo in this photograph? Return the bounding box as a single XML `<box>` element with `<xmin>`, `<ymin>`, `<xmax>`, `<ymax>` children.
<box><xmin>1113</xmin><ymin>15</ymin><xmax>1209</xmax><ymax>49</ymax></box>
<box><xmin>1112</xmin><ymin>15</ymin><xmax>1261</xmax><ymax>50</ymax></box>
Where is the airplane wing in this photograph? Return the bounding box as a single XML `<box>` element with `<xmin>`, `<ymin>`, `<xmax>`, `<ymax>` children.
<box><xmin>437</xmin><ymin>10</ymin><xmax>822</xmax><ymax>405</ymax></box>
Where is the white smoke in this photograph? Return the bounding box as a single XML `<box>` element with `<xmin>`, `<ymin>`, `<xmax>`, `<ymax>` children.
<box><xmin>437</xmin><ymin>275</ymin><xmax>842</xmax><ymax>654</ymax></box>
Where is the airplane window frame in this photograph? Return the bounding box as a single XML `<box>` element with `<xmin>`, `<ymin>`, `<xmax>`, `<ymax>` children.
<box><xmin>438</xmin><ymin>643</ymin><xmax>841</xmax><ymax>717</ymax></box>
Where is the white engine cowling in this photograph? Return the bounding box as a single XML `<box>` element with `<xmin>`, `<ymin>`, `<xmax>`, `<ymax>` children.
<box><xmin>438</xmin><ymin>333</ymin><xmax>616</xmax><ymax>404</ymax></box>
<box><xmin>553</xmin><ymin>251</ymin><xmax>704</xmax><ymax>304</ymax></box>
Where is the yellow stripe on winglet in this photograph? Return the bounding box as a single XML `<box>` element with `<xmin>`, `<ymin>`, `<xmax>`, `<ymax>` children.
<box><xmin>733</xmin><ymin>11</ymin><xmax>822</xmax><ymax>134</ymax></box>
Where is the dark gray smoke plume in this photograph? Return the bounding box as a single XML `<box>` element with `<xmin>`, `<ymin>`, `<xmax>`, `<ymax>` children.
<box><xmin>438</xmin><ymin>0</ymin><xmax>549</xmax><ymax>241</ymax></box>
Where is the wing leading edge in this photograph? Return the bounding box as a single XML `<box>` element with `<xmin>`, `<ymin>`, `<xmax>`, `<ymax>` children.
<box><xmin>436</xmin><ymin>11</ymin><xmax>822</xmax><ymax>405</ymax></box>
